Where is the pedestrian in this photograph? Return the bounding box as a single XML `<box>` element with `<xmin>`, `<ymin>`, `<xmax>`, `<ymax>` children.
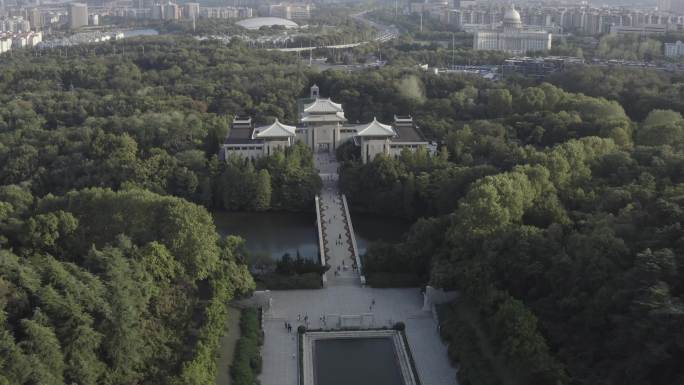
<box><xmin>297</xmin><ymin>314</ymin><xmax>301</xmax><ymax>321</ymax></box>
<box><xmin>372</xmin><ymin>298</ymin><xmax>376</xmax><ymax>306</ymax></box>
<box><xmin>284</xmin><ymin>320</ymin><xmax>288</xmax><ymax>330</ymax></box>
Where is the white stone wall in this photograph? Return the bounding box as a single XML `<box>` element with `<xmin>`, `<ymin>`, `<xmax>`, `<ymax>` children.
<box><xmin>312</xmin><ymin>125</ymin><xmax>334</xmax><ymax>152</ymax></box>
<box><xmin>265</xmin><ymin>139</ymin><xmax>291</xmax><ymax>155</ymax></box>
<box><xmin>336</xmin><ymin>129</ymin><xmax>357</xmax><ymax>149</ymax></box>
<box><xmin>222</xmin><ymin>144</ymin><xmax>265</xmax><ymax>160</ymax></box>
<box><xmin>361</xmin><ymin>138</ymin><xmax>390</xmax><ymax>163</ymax></box>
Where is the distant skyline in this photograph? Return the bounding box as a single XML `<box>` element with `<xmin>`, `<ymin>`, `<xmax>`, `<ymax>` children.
<box><xmin>590</xmin><ymin>0</ymin><xmax>657</xmax><ymax>6</ymax></box>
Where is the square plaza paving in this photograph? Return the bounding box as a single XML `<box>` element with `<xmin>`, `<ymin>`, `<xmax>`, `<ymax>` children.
<box><xmin>260</xmin><ymin>287</ymin><xmax>458</xmax><ymax>385</ymax></box>
<box><xmin>256</xmin><ymin>153</ymin><xmax>458</xmax><ymax>385</ymax></box>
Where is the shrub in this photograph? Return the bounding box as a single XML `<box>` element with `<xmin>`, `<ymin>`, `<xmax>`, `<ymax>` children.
<box><xmin>257</xmin><ymin>272</ymin><xmax>323</xmax><ymax>290</ymax></box>
<box><xmin>298</xmin><ymin>325</ymin><xmax>306</xmax><ymax>334</ymax></box>
<box><xmin>231</xmin><ymin>308</ymin><xmax>263</xmax><ymax>385</ymax></box>
<box><xmin>276</xmin><ymin>253</ymin><xmax>328</xmax><ymax>275</ymax></box>
<box><xmin>393</xmin><ymin>322</ymin><xmax>406</xmax><ymax>331</ymax></box>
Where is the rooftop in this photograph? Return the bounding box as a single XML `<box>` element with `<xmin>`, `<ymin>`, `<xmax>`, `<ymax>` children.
<box><xmin>354</xmin><ymin>118</ymin><xmax>396</xmax><ymax>137</ymax></box>
<box><xmin>301</xmin><ymin>111</ymin><xmax>347</xmax><ymax>123</ymax></box>
<box><xmin>225</xmin><ymin>126</ymin><xmax>260</xmax><ymax>144</ymax></box>
<box><xmin>391</xmin><ymin>124</ymin><xmax>426</xmax><ymax>143</ymax></box>
<box><xmin>253</xmin><ymin>119</ymin><xmax>297</xmax><ymax>139</ymax></box>
<box><xmin>303</xmin><ymin>98</ymin><xmax>344</xmax><ymax>114</ymax></box>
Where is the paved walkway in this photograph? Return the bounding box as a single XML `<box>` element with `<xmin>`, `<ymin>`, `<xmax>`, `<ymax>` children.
<box><xmin>315</xmin><ymin>152</ymin><xmax>360</xmax><ymax>286</ymax></box>
<box><xmin>260</xmin><ymin>287</ymin><xmax>458</xmax><ymax>385</ymax></box>
<box><xmin>257</xmin><ymin>151</ymin><xmax>458</xmax><ymax>385</ymax></box>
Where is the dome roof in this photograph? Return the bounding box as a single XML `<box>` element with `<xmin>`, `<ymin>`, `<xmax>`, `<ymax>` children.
<box><xmin>503</xmin><ymin>6</ymin><xmax>521</xmax><ymax>24</ymax></box>
<box><xmin>236</xmin><ymin>17</ymin><xmax>299</xmax><ymax>30</ymax></box>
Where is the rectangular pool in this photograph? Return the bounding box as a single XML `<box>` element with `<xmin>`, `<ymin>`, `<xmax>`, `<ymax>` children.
<box><xmin>314</xmin><ymin>337</ymin><xmax>405</xmax><ymax>385</ymax></box>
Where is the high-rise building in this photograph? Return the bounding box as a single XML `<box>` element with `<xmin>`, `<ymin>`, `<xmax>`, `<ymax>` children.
<box><xmin>151</xmin><ymin>3</ymin><xmax>163</xmax><ymax>19</ymax></box>
<box><xmin>665</xmin><ymin>41</ymin><xmax>684</xmax><ymax>57</ymax></box>
<box><xmin>28</xmin><ymin>8</ymin><xmax>42</xmax><ymax>29</ymax></box>
<box><xmin>659</xmin><ymin>0</ymin><xmax>671</xmax><ymax>12</ymax></box>
<box><xmin>163</xmin><ymin>2</ymin><xmax>180</xmax><ymax>20</ymax></box>
<box><xmin>68</xmin><ymin>3</ymin><xmax>88</xmax><ymax>29</ymax></box>
<box><xmin>269</xmin><ymin>3</ymin><xmax>310</xmax><ymax>20</ymax></box>
<box><xmin>675</xmin><ymin>0</ymin><xmax>684</xmax><ymax>14</ymax></box>
<box><xmin>659</xmin><ymin>0</ymin><xmax>684</xmax><ymax>14</ymax></box>
<box><xmin>184</xmin><ymin>2</ymin><xmax>199</xmax><ymax>19</ymax></box>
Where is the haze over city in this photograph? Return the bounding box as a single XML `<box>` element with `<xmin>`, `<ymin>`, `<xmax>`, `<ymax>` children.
<box><xmin>0</xmin><ymin>1</ymin><xmax>683</xmax><ymax>385</ymax></box>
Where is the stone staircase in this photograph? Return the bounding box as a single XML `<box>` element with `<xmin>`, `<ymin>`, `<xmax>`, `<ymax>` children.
<box><xmin>326</xmin><ymin>275</ymin><xmax>360</xmax><ymax>286</ymax></box>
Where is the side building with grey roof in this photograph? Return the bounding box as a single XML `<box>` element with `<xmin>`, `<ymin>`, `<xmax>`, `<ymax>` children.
<box><xmin>220</xmin><ymin>86</ymin><xmax>430</xmax><ymax>164</ymax></box>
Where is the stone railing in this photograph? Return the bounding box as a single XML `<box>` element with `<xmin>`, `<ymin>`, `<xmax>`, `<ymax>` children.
<box><xmin>341</xmin><ymin>194</ymin><xmax>365</xmax><ymax>285</ymax></box>
<box><xmin>314</xmin><ymin>195</ymin><xmax>327</xmax><ymax>287</ymax></box>
<box><xmin>301</xmin><ymin>330</ymin><xmax>418</xmax><ymax>385</ymax></box>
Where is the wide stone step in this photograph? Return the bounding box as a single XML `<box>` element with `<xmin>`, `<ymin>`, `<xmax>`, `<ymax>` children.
<box><xmin>326</xmin><ymin>276</ymin><xmax>360</xmax><ymax>286</ymax></box>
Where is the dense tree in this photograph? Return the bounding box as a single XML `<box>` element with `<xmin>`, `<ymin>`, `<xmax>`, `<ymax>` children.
<box><xmin>0</xmin><ymin>188</ymin><xmax>255</xmax><ymax>385</ymax></box>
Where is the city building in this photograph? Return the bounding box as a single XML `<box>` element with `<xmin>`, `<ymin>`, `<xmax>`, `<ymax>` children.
<box><xmin>26</xmin><ymin>31</ymin><xmax>42</xmax><ymax>46</ymax></box>
<box><xmin>0</xmin><ymin>17</ymin><xmax>30</xmax><ymax>33</ymax></box>
<box><xmin>151</xmin><ymin>3</ymin><xmax>163</xmax><ymax>19</ymax></box>
<box><xmin>435</xmin><ymin>2</ymin><xmax>684</xmax><ymax>36</ymax></box>
<box><xmin>659</xmin><ymin>0</ymin><xmax>684</xmax><ymax>14</ymax></box>
<box><xmin>665</xmin><ymin>41</ymin><xmax>684</xmax><ymax>57</ymax></box>
<box><xmin>163</xmin><ymin>2</ymin><xmax>180</xmax><ymax>20</ymax></box>
<box><xmin>221</xmin><ymin>86</ymin><xmax>429</xmax><ymax>164</ymax></box>
<box><xmin>473</xmin><ymin>5</ymin><xmax>552</xmax><ymax>54</ymax></box>
<box><xmin>199</xmin><ymin>6</ymin><xmax>251</xmax><ymax>19</ymax></box>
<box><xmin>27</xmin><ymin>8</ymin><xmax>42</xmax><ymax>29</ymax></box>
<box><xmin>503</xmin><ymin>56</ymin><xmax>585</xmax><ymax>79</ymax></box>
<box><xmin>68</xmin><ymin>3</ymin><xmax>88</xmax><ymax>29</ymax></box>
<box><xmin>0</xmin><ymin>36</ymin><xmax>12</xmax><ymax>53</ymax></box>
<box><xmin>610</xmin><ymin>24</ymin><xmax>668</xmax><ymax>36</ymax></box>
<box><xmin>184</xmin><ymin>2</ymin><xmax>199</xmax><ymax>19</ymax></box>
<box><xmin>269</xmin><ymin>3</ymin><xmax>311</xmax><ymax>20</ymax></box>
<box><xmin>12</xmin><ymin>35</ymin><xmax>26</xmax><ymax>48</ymax></box>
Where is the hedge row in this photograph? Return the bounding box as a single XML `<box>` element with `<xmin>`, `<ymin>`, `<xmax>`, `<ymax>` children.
<box><xmin>231</xmin><ymin>308</ymin><xmax>264</xmax><ymax>385</ymax></box>
<box><xmin>174</xmin><ymin>281</ymin><xmax>237</xmax><ymax>385</ymax></box>
<box><xmin>257</xmin><ymin>272</ymin><xmax>323</xmax><ymax>290</ymax></box>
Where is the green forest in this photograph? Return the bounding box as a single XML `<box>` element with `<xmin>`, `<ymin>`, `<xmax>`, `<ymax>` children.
<box><xmin>0</xmin><ymin>32</ymin><xmax>683</xmax><ymax>385</ymax></box>
<box><xmin>0</xmin><ymin>36</ymin><xmax>317</xmax><ymax>384</ymax></box>
<box><xmin>330</xmin><ymin>66</ymin><xmax>684</xmax><ymax>384</ymax></box>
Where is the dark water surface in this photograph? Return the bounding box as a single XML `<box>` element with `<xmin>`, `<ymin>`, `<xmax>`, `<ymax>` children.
<box><xmin>314</xmin><ymin>338</ymin><xmax>404</xmax><ymax>385</ymax></box>
<box><xmin>213</xmin><ymin>211</ymin><xmax>319</xmax><ymax>260</ymax></box>
<box><xmin>212</xmin><ymin>211</ymin><xmax>412</xmax><ymax>261</ymax></box>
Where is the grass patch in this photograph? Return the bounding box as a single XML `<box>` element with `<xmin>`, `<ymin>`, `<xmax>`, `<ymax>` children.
<box><xmin>215</xmin><ymin>306</ymin><xmax>241</xmax><ymax>385</ymax></box>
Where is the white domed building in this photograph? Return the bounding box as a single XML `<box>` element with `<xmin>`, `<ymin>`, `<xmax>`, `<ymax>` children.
<box><xmin>473</xmin><ymin>5</ymin><xmax>551</xmax><ymax>54</ymax></box>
